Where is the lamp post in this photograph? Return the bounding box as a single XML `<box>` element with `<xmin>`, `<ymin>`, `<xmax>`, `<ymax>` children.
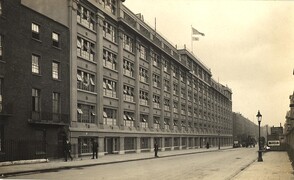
<box><xmin>218</xmin><ymin>130</ymin><xmax>220</xmax><ymax>150</ymax></box>
<box><xmin>256</xmin><ymin>110</ymin><xmax>263</xmax><ymax>162</ymax></box>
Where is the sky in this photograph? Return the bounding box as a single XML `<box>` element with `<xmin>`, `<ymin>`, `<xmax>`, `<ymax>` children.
<box><xmin>123</xmin><ymin>0</ymin><xmax>294</xmax><ymax>127</ymax></box>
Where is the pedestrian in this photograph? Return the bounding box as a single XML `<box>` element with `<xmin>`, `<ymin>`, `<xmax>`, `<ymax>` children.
<box><xmin>154</xmin><ymin>141</ymin><xmax>159</xmax><ymax>158</ymax></box>
<box><xmin>64</xmin><ymin>139</ymin><xmax>73</xmax><ymax>162</ymax></box>
<box><xmin>206</xmin><ymin>142</ymin><xmax>209</xmax><ymax>149</ymax></box>
<box><xmin>92</xmin><ymin>138</ymin><xmax>99</xmax><ymax>159</ymax></box>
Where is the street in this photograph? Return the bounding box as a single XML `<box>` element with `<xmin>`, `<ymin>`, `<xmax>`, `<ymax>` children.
<box><xmin>8</xmin><ymin>148</ymin><xmax>258</xmax><ymax>180</ymax></box>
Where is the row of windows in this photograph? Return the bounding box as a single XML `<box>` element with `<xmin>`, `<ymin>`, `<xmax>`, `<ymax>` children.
<box><xmin>32</xmin><ymin>88</ymin><xmax>60</xmax><ymax>114</ymax></box>
<box><xmin>31</xmin><ymin>23</ymin><xmax>60</xmax><ymax>48</ymax></box>
<box><xmin>32</xmin><ymin>54</ymin><xmax>60</xmax><ymax>80</ymax></box>
<box><xmin>99</xmin><ymin>107</ymin><xmax>227</xmax><ymax>130</ymax></box>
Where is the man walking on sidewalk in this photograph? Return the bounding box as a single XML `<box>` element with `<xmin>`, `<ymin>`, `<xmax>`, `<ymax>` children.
<box><xmin>92</xmin><ymin>139</ymin><xmax>99</xmax><ymax>159</ymax></box>
<box><xmin>154</xmin><ymin>141</ymin><xmax>159</xmax><ymax>158</ymax></box>
<box><xmin>64</xmin><ymin>139</ymin><xmax>73</xmax><ymax>162</ymax></box>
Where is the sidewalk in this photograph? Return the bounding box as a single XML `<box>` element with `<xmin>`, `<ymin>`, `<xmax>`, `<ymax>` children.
<box><xmin>0</xmin><ymin>146</ymin><xmax>228</xmax><ymax>177</ymax></box>
<box><xmin>233</xmin><ymin>151</ymin><xmax>294</xmax><ymax>180</ymax></box>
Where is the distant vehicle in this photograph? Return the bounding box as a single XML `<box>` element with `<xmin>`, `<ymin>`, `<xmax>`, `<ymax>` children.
<box><xmin>267</xmin><ymin>140</ymin><xmax>280</xmax><ymax>151</ymax></box>
<box><xmin>267</xmin><ymin>140</ymin><xmax>280</xmax><ymax>147</ymax></box>
<box><xmin>233</xmin><ymin>140</ymin><xmax>240</xmax><ymax>148</ymax></box>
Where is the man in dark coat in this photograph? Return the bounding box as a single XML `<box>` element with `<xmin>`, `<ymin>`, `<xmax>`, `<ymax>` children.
<box><xmin>154</xmin><ymin>141</ymin><xmax>159</xmax><ymax>158</ymax></box>
<box><xmin>64</xmin><ymin>140</ymin><xmax>73</xmax><ymax>161</ymax></box>
<box><xmin>92</xmin><ymin>139</ymin><xmax>99</xmax><ymax>159</ymax></box>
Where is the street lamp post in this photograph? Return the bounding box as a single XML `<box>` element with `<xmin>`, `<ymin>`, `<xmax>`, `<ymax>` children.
<box><xmin>256</xmin><ymin>110</ymin><xmax>263</xmax><ymax>162</ymax></box>
<box><xmin>218</xmin><ymin>130</ymin><xmax>220</xmax><ymax>150</ymax></box>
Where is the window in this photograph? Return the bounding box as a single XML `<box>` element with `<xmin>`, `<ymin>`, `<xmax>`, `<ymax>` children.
<box><xmin>123</xmin><ymin>34</ymin><xmax>133</xmax><ymax>52</ymax></box>
<box><xmin>173</xmin><ymin>120</ymin><xmax>178</xmax><ymax>131</ymax></box>
<box><xmin>0</xmin><ymin>78</ymin><xmax>2</xmax><ymax>113</ymax></box>
<box><xmin>52</xmin><ymin>62</ymin><xmax>59</xmax><ymax>79</ymax></box>
<box><xmin>52</xmin><ymin>32</ymin><xmax>60</xmax><ymax>48</ymax></box>
<box><xmin>32</xmin><ymin>23</ymin><xmax>40</xmax><ymax>40</ymax></box>
<box><xmin>77</xmin><ymin>103</ymin><xmax>95</xmax><ymax>123</ymax></box>
<box><xmin>103</xmin><ymin>78</ymin><xmax>117</xmax><ymax>98</ymax></box>
<box><xmin>103</xmin><ymin>21</ymin><xmax>116</xmax><ymax>43</ymax></box>
<box><xmin>103</xmin><ymin>108</ymin><xmax>117</xmax><ymax>125</ymax></box>
<box><xmin>181</xmin><ymin>87</ymin><xmax>186</xmax><ymax>98</ymax></box>
<box><xmin>173</xmin><ymin>101</ymin><xmax>178</xmax><ymax>113</ymax></box>
<box><xmin>154</xmin><ymin>117</ymin><xmax>160</xmax><ymax>129</ymax></box>
<box><xmin>103</xmin><ymin>49</ymin><xmax>117</xmax><ymax>70</ymax></box>
<box><xmin>77</xmin><ymin>36</ymin><xmax>95</xmax><ymax>61</ymax></box>
<box><xmin>163</xmin><ymin>59</ymin><xmax>169</xmax><ymax>73</ymax></box>
<box><xmin>164</xmin><ymin>119</ymin><xmax>170</xmax><ymax>130</ymax></box>
<box><xmin>77</xmin><ymin>5</ymin><xmax>95</xmax><ymax>30</ymax></box>
<box><xmin>0</xmin><ymin>0</ymin><xmax>2</xmax><ymax>16</ymax></box>
<box><xmin>188</xmin><ymin>91</ymin><xmax>192</xmax><ymax>101</ymax></box>
<box><xmin>140</xmin><ymin>114</ymin><xmax>148</xmax><ymax>128</ymax></box>
<box><xmin>139</xmin><ymin>67</ymin><xmax>148</xmax><ymax>83</ymax></box>
<box><xmin>153</xmin><ymin>73</ymin><xmax>160</xmax><ymax>88</ymax></box>
<box><xmin>78</xmin><ymin>137</ymin><xmax>92</xmax><ymax>154</ymax></box>
<box><xmin>52</xmin><ymin>92</ymin><xmax>60</xmax><ymax>114</ymax></box>
<box><xmin>151</xmin><ymin>52</ymin><xmax>160</xmax><ymax>67</ymax></box>
<box><xmin>139</xmin><ymin>45</ymin><xmax>146</xmax><ymax>60</ymax></box>
<box><xmin>139</xmin><ymin>90</ymin><xmax>148</xmax><ymax>106</ymax></box>
<box><xmin>164</xmin><ymin>79</ymin><xmax>170</xmax><ymax>92</ymax></box>
<box><xmin>188</xmin><ymin>106</ymin><xmax>192</xmax><ymax>116</ymax></box>
<box><xmin>77</xmin><ymin>70</ymin><xmax>95</xmax><ymax>92</ymax></box>
<box><xmin>32</xmin><ymin>54</ymin><xmax>40</xmax><ymax>74</ymax></box>
<box><xmin>164</xmin><ymin>99</ymin><xmax>170</xmax><ymax>111</ymax></box>
<box><xmin>99</xmin><ymin>0</ymin><xmax>116</xmax><ymax>15</ymax></box>
<box><xmin>173</xmin><ymin>66</ymin><xmax>178</xmax><ymax>78</ymax></box>
<box><xmin>123</xmin><ymin>59</ymin><xmax>134</xmax><ymax>77</ymax></box>
<box><xmin>181</xmin><ymin>104</ymin><xmax>186</xmax><ymax>115</ymax></box>
<box><xmin>0</xmin><ymin>35</ymin><xmax>2</xmax><ymax>60</ymax></box>
<box><xmin>32</xmin><ymin>88</ymin><xmax>40</xmax><ymax>112</ymax></box>
<box><xmin>123</xmin><ymin>111</ymin><xmax>134</xmax><ymax>127</ymax></box>
<box><xmin>153</xmin><ymin>94</ymin><xmax>160</xmax><ymax>109</ymax></box>
<box><xmin>123</xmin><ymin>85</ymin><xmax>134</xmax><ymax>102</ymax></box>
<box><xmin>173</xmin><ymin>83</ymin><xmax>178</xmax><ymax>95</ymax></box>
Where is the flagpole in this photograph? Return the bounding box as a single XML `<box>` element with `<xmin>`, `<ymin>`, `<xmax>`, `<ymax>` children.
<box><xmin>191</xmin><ymin>25</ymin><xmax>193</xmax><ymax>53</ymax></box>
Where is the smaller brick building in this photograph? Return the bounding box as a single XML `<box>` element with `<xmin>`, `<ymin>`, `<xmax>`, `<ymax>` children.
<box><xmin>0</xmin><ymin>0</ymin><xmax>70</xmax><ymax>161</ymax></box>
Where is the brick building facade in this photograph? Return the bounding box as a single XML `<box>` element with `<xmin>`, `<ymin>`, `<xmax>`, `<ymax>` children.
<box><xmin>0</xmin><ymin>0</ymin><xmax>70</xmax><ymax>161</ymax></box>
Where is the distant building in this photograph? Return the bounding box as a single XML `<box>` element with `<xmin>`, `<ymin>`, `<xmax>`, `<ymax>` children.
<box><xmin>0</xmin><ymin>0</ymin><xmax>70</xmax><ymax>160</ymax></box>
<box><xmin>232</xmin><ymin>112</ymin><xmax>258</xmax><ymax>146</ymax></box>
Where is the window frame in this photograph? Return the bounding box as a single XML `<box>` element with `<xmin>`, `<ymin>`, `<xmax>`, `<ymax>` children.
<box><xmin>52</xmin><ymin>61</ymin><xmax>60</xmax><ymax>79</ymax></box>
<box><xmin>32</xmin><ymin>54</ymin><xmax>40</xmax><ymax>74</ymax></box>
<box><xmin>31</xmin><ymin>22</ymin><xmax>40</xmax><ymax>40</ymax></box>
<box><xmin>52</xmin><ymin>32</ymin><xmax>60</xmax><ymax>48</ymax></box>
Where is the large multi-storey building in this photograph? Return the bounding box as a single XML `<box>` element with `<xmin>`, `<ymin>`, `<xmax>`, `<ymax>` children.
<box><xmin>4</xmin><ymin>0</ymin><xmax>232</xmax><ymax>159</ymax></box>
<box><xmin>0</xmin><ymin>0</ymin><xmax>70</xmax><ymax>161</ymax></box>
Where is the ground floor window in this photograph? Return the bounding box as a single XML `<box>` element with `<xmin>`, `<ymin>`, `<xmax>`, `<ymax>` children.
<box><xmin>78</xmin><ymin>137</ymin><xmax>94</xmax><ymax>154</ymax></box>
<box><xmin>181</xmin><ymin>138</ymin><xmax>187</xmax><ymax>147</ymax></box>
<box><xmin>165</xmin><ymin>138</ymin><xmax>171</xmax><ymax>147</ymax></box>
<box><xmin>124</xmin><ymin>137</ymin><xmax>135</xmax><ymax>151</ymax></box>
<box><xmin>140</xmin><ymin>137</ymin><xmax>149</xmax><ymax>149</ymax></box>
<box><xmin>174</xmin><ymin>137</ymin><xmax>180</xmax><ymax>147</ymax></box>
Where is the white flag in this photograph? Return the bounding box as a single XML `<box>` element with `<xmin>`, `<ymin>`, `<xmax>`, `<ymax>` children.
<box><xmin>192</xmin><ymin>37</ymin><xmax>199</xmax><ymax>41</ymax></box>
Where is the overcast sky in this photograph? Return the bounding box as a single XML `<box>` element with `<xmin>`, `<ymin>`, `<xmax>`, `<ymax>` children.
<box><xmin>124</xmin><ymin>0</ymin><xmax>294</xmax><ymax>127</ymax></box>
